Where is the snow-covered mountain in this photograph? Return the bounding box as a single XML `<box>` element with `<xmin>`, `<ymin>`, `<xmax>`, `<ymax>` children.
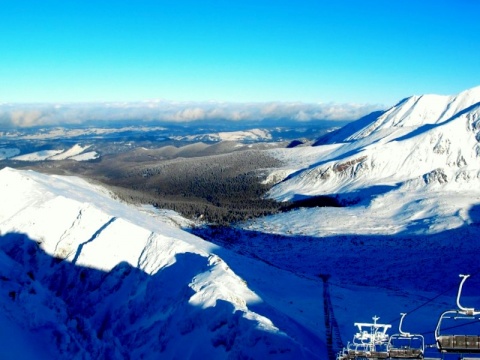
<box><xmin>9</xmin><ymin>144</ymin><xmax>99</xmax><ymax>162</ymax></box>
<box><xmin>0</xmin><ymin>167</ymin><xmax>321</xmax><ymax>359</ymax></box>
<box><xmin>265</xmin><ymin>86</ymin><xmax>480</xmax><ymax>235</ymax></box>
<box><xmin>170</xmin><ymin>128</ymin><xmax>273</xmax><ymax>143</ymax></box>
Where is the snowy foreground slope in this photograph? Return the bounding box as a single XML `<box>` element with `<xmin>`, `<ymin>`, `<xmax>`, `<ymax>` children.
<box><xmin>3</xmin><ymin>86</ymin><xmax>480</xmax><ymax>360</ymax></box>
<box><xmin>0</xmin><ymin>167</ymin><xmax>321</xmax><ymax>359</ymax></box>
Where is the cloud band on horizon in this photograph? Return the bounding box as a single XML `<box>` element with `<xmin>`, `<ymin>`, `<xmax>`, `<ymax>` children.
<box><xmin>0</xmin><ymin>101</ymin><xmax>383</xmax><ymax>128</ymax></box>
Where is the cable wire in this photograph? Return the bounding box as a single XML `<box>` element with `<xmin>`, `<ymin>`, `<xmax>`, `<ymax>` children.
<box><xmin>388</xmin><ymin>269</ymin><xmax>480</xmax><ymax>325</ymax></box>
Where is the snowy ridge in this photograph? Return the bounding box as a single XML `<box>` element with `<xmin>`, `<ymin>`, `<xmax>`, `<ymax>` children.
<box><xmin>1</xmin><ymin>126</ymin><xmax>168</xmax><ymax>140</ymax></box>
<box><xmin>0</xmin><ymin>168</ymin><xmax>318</xmax><ymax>359</ymax></box>
<box><xmin>11</xmin><ymin>144</ymin><xmax>98</xmax><ymax>162</ymax></box>
<box><xmin>11</xmin><ymin>149</ymin><xmax>64</xmax><ymax>161</ymax></box>
<box><xmin>347</xmin><ymin>85</ymin><xmax>480</xmax><ymax>140</ymax></box>
<box><xmin>171</xmin><ymin>128</ymin><xmax>273</xmax><ymax>142</ymax></box>
<box><xmin>48</xmin><ymin>144</ymin><xmax>93</xmax><ymax>160</ymax></box>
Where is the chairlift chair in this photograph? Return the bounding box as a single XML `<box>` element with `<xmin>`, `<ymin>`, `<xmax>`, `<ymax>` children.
<box><xmin>388</xmin><ymin>313</ymin><xmax>425</xmax><ymax>359</ymax></box>
<box><xmin>336</xmin><ymin>344</ymin><xmax>352</xmax><ymax>360</ymax></box>
<box><xmin>349</xmin><ymin>316</ymin><xmax>391</xmax><ymax>359</ymax></box>
<box><xmin>435</xmin><ymin>274</ymin><xmax>480</xmax><ymax>354</ymax></box>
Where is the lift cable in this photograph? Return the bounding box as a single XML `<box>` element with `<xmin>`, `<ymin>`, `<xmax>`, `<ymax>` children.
<box><xmin>387</xmin><ymin>269</ymin><xmax>480</xmax><ymax>325</ymax></box>
<box><xmin>421</xmin><ymin>318</ymin><xmax>480</xmax><ymax>336</ymax></box>
<box><xmin>387</xmin><ymin>285</ymin><xmax>455</xmax><ymax>325</ymax></box>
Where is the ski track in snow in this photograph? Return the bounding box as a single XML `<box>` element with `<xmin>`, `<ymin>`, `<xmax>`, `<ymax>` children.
<box><xmin>54</xmin><ymin>208</ymin><xmax>85</xmax><ymax>259</ymax></box>
<box><xmin>137</xmin><ymin>231</ymin><xmax>156</xmax><ymax>269</ymax></box>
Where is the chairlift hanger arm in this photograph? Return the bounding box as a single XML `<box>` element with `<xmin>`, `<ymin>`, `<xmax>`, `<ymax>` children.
<box><xmin>457</xmin><ymin>274</ymin><xmax>480</xmax><ymax>315</ymax></box>
<box><xmin>398</xmin><ymin>312</ymin><xmax>411</xmax><ymax>337</ymax></box>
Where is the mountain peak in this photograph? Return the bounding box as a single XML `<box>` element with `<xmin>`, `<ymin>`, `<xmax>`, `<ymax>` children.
<box><xmin>344</xmin><ymin>85</ymin><xmax>480</xmax><ymax>141</ymax></box>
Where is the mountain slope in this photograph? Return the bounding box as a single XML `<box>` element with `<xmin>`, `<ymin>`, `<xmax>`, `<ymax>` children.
<box><xmin>267</xmin><ymin>86</ymin><xmax>480</xmax><ymax>208</ymax></box>
<box><xmin>0</xmin><ymin>167</ymin><xmax>321</xmax><ymax>359</ymax></box>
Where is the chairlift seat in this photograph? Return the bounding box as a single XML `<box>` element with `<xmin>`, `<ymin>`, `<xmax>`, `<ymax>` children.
<box><xmin>388</xmin><ymin>348</ymin><xmax>423</xmax><ymax>358</ymax></box>
<box><xmin>437</xmin><ymin>335</ymin><xmax>480</xmax><ymax>352</ymax></box>
<box><xmin>337</xmin><ymin>348</ymin><xmax>356</xmax><ymax>360</ymax></box>
<box><xmin>348</xmin><ymin>349</ymin><xmax>368</xmax><ymax>358</ymax></box>
<box><xmin>369</xmin><ymin>350</ymin><xmax>389</xmax><ymax>358</ymax></box>
<box><xmin>347</xmin><ymin>349</ymin><xmax>356</xmax><ymax>358</ymax></box>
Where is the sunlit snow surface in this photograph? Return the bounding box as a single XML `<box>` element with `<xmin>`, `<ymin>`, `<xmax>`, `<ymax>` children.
<box><xmin>0</xmin><ymin>168</ymin><xmax>321</xmax><ymax>359</ymax></box>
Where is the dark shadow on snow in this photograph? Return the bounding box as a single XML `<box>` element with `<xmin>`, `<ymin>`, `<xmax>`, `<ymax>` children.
<box><xmin>190</xmin><ymin>203</ymin><xmax>480</xmax><ymax>356</ymax></box>
<box><xmin>0</xmin><ymin>232</ymin><xmax>209</xmax><ymax>358</ymax></box>
<box><xmin>0</xmin><ymin>231</ymin><xmax>322</xmax><ymax>359</ymax></box>
<box><xmin>283</xmin><ymin>194</ymin><xmax>343</xmax><ymax>209</ymax></box>
<box><xmin>334</xmin><ymin>184</ymin><xmax>400</xmax><ymax>206</ymax></box>
<box><xmin>282</xmin><ymin>184</ymin><xmax>400</xmax><ymax>210</ymax></box>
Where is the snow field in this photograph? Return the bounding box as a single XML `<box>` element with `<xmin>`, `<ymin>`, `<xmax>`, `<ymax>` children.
<box><xmin>0</xmin><ymin>167</ymin><xmax>322</xmax><ymax>359</ymax></box>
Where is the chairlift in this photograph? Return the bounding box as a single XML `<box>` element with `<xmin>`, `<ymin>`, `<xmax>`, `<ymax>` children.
<box><xmin>388</xmin><ymin>313</ymin><xmax>424</xmax><ymax>359</ymax></box>
<box><xmin>435</xmin><ymin>274</ymin><xmax>480</xmax><ymax>354</ymax></box>
<box><xmin>336</xmin><ymin>343</ymin><xmax>351</xmax><ymax>360</ymax></box>
<box><xmin>340</xmin><ymin>316</ymin><xmax>391</xmax><ymax>359</ymax></box>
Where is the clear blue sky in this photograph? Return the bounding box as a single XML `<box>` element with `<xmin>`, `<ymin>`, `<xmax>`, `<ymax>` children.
<box><xmin>1</xmin><ymin>0</ymin><xmax>479</xmax><ymax>106</ymax></box>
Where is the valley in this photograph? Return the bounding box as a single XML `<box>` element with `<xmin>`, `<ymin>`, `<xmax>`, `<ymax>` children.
<box><xmin>0</xmin><ymin>122</ymin><xmax>339</xmax><ymax>225</ymax></box>
<box><xmin>1</xmin><ymin>141</ymin><xmax>288</xmax><ymax>224</ymax></box>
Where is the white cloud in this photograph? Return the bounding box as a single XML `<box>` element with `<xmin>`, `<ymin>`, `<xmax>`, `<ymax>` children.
<box><xmin>0</xmin><ymin>101</ymin><xmax>383</xmax><ymax>128</ymax></box>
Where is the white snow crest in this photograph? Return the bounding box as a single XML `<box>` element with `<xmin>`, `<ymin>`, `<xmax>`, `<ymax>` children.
<box><xmin>0</xmin><ymin>167</ymin><xmax>316</xmax><ymax>359</ymax></box>
<box><xmin>189</xmin><ymin>254</ymin><xmax>261</xmax><ymax>310</ymax></box>
<box><xmin>348</xmin><ymin>85</ymin><xmax>480</xmax><ymax>141</ymax></box>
